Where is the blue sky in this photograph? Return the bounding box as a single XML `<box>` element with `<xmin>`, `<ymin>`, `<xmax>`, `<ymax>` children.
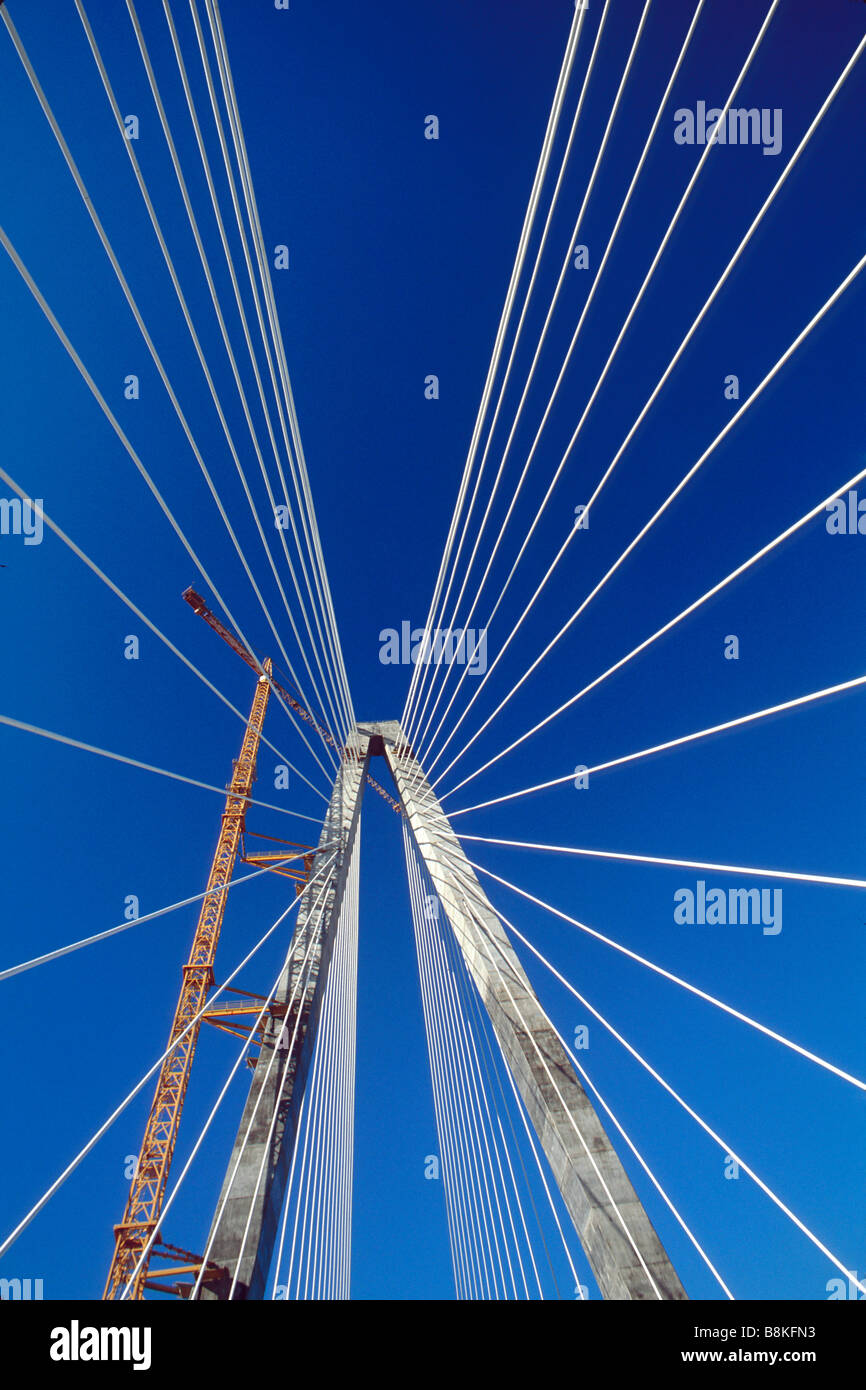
<box><xmin>0</xmin><ymin>0</ymin><xmax>864</xmax><ymax>1300</ymax></box>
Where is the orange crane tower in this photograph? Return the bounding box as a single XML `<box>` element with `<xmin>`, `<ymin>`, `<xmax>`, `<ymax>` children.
<box><xmin>104</xmin><ymin>663</ymin><xmax>273</xmax><ymax>1300</ymax></box>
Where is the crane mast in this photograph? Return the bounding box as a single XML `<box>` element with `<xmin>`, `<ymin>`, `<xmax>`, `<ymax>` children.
<box><xmin>104</xmin><ymin>663</ymin><xmax>273</xmax><ymax>1300</ymax></box>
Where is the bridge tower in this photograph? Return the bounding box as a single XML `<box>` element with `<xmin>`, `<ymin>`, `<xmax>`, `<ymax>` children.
<box><xmin>194</xmin><ymin>720</ymin><xmax>686</xmax><ymax>1301</ymax></box>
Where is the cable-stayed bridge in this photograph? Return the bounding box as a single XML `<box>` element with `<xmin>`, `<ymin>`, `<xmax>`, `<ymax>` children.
<box><xmin>0</xmin><ymin>0</ymin><xmax>864</xmax><ymax>1306</ymax></box>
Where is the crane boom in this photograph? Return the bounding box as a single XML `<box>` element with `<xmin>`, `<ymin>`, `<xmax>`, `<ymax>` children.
<box><xmin>182</xmin><ymin>587</ymin><xmax>402</xmax><ymax>814</ymax></box>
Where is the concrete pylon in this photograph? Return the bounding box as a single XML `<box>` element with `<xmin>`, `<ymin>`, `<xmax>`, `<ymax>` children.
<box><xmin>360</xmin><ymin>719</ymin><xmax>687</xmax><ymax>1302</ymax></box>
<box><xmin>197</xmin><ymin>730</ymin><xmax>370</xmax><ymax>1299</ymax></box>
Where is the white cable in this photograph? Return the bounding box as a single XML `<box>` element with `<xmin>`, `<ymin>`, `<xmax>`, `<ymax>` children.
<box><xmin>436</xmin><ymin>902</ymin><xmax>541</xmax><ymax>1298</ymax></box>
<box><xmin>225</xmin><ymin>862</ymin><xmax>338</xmax><ymax>1300</ymax></box>
<box><xmin>282</xmin><ymin>844</ymin><xmax>359</xmax><ymax>1299</ymax></box>
<box><xmin>123</xmin><ymin>0</ymin><xmax>350</xmax><ymax>750</ymax></box>
<box><xmin>201</xmin><ymin>0</ymin><xmax>356</xmax><ymax>737</ymax></box>
<box><xmin>118</xmin><ymin>874</ymin><xmax>333</xmax><ymax>1299</ymax></box>
<box><xmin>271</xmin><ymin>1073</ymin><xmax>309</xmax><ymax>1297</ymax></box>
<box><xmin>558</xmin><ymin>1032</ymin><xmax>733</xmax><ymax>1299</ymax></box>
<box><xmin>189</xmin><ymin>859</ymin><xmax>338</xmax><ymax>1299</ymax></box>
<box><xmin>464</xmin><ymin>855</ymin><xmax>866</xmax><ymax>1093</ymax></box>
<box><xmin>451</xmin><ymin>850</ymin><xmax>733</xmax><ymax>1299</ymax></box>
<box><xmin>412</xmin><ymin>0</ymin><xmax>651</xmax><ymax>759</ymax></box>
<box><xmin>446</xmin><ymin>863</ymin><xmax>728</xmax><ymax>1299</ymax></box>
<box><xmin>402</xmin><ymin>1</ymin><xmax>587</xmax><ymax>736</ymax></box>
<box><xmin>432</xmin><ymin>230</ymin><xmax>866</xmax><ymax>789</ymax></box>
<box><xmin>0</xmin><ymin>853</ymin><xmax>322</xmax><ymax>984</ymax></box>
<box><xmin>445</xmin><ymin>870</ymin><xmax>664</xmax><ymax>1298</ymax></box>
<box><xmin>0</xmin><ymin>860</ymin><xmax>332</xmax><ymax>1262</ymax></box>
<box><xmin>0</xmin><ymin>713</ymin><xmax>323</xmax><ymax>824</ymax></box>
<box><xmin>448</xmin><ymin>674</ymin><xmax>866</xmax><ymax>815</ymax></box>
<box><xmin>451</xmin><ymin>930</ymin><xmax>565</xmax><ymax>1297</ymax></box>
<box><xmin>406</xmin><ymin>0</ymin><xmax>607</xmax><ymax>751</ymax></box>
<box><xmin>407</xmin><ymin>832</ymin><xmax>487</xmax><ymax>1295</ymax></box>
<box><xmin>494</xmin><ymin>902</ymin><xmax>866</xmax><ymax>1297</ymax></box>
<box><xmin>421</xmin><ymin>887</ymin><xmax>516</xmax><ymax>1297</ymax></box>
<box><xmin>417</xmin><ymin>0</ymin><xmax>781</xmax><ymax>767</ymax></box>
<box><xmin>416</xmin><ymin>0</ymin><xmax>713</xmax><ymax>768</ymax></box>
<box><xmin>406</xmin><ymin>833</ymin><xmax>484</xmax><ymax>1296</ymax></box>
<box><xmin>304</xmin><ymin>872</ymin><xmax>350</xmax><ymax>1297</ymax></box>
<box><xmin>495</xmin><ymin>1038</ymin><xmax>583</xmax><ymax>1296</ymax></box>
<box><xmin>442</xmin><ymin>302</ymin><xmax>866</xmax><ymax>806</ymax></box>
<box><xmin>404</xmin><ymin>832</ymin><xmax>470</xmax><ymax>1296</ymax></box>
<box><xmin>0</xmin><ymin>464</ymin><xmax>331</xmax><ymax>802</ymax></box>
<box><xmin>7</xmin><ymin>4</ymin><xmax>336</xmax><ymax>760</ymax></box>
<box><xmin>458</xmin><ymin>832</ymin><xmax>866</xmax><ymax>893</ymax></box>
<box><xmin>0</xmin><ymin>214</ymin><xmax>336</xmax><ymax>785</ymax></box>
<box><xmin>430</xmin><ymin>23</ymin><xmax>866</xmax><ymax>776</ymax></box>
<box><xmin>186</xmin><ymin>0</ymin><xmax>354</xmax><ymax>739</ymax></box>
<box><xmin>161</xmin><ymin>0</ymin><xmax>350</xmax><ymax>747</ymax></box>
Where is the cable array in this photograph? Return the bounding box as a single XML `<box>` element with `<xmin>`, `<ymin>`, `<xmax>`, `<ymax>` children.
<box><xmin>271</xmin><ymin>831</ymin><xmax>359</xmax><ymax>1300</ymax></box>
<box><xmin>404</xmin><ymin>823</ymin><xmax>588</xmax><ymax>1299</ymax></box>
<box><xmin>396</xmin><ymin>0</ymin><xmax>866</xmax><ymax>1302</ymax></box>
<box><xmin>2</xmin><ymin>0</ymin><xmax>355</xmax><ymax>790</ymax></box>
<box><xmin>1</xmin><ymin>0</ymin><xmax>863</xmax><ymax>1305</ymax></box>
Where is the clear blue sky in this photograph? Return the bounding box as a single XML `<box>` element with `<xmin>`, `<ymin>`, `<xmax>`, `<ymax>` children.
<box><xmin>0</xmin><ymin>0</ymin><xmax>864</xmax><ymax>1301</ymax></box>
